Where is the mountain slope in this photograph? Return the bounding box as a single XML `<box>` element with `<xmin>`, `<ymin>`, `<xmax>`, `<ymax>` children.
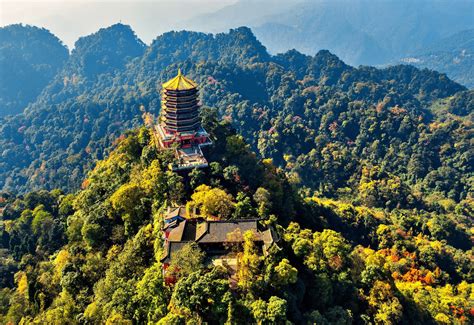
<box><xmin>0</xmin><ymin>24</ymin><xmax>69</xmax><ymax>117</ymax></box>
<box><xmin>0</xmin><ymin>123</ymin><xmax>472</xmax><ymax>324</ymax></box>
<box><xmin>399</xmin><ymin>29</ymin><xmax>474</xmax><ymax>88</ymax></box>
<box><xmin>0</xmin><ymin>25</ymin><xmax>469</xmax><ymax>206</ymax></box>
<box><xmin>188</xmin><ymin>0</ymin><xmax>474</xmax><ymax>66</ymax></box>
<box><xmin>0</xmin><ymin>24</ymin><xmax>472</xmax><ymax>324</ymax></box>
<box><xmin>0</xmin><ymin>24</ymin><xmax>146</xmax><ymax>192</ymax></box>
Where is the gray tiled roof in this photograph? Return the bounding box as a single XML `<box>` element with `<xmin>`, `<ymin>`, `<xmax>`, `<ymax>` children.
<box><xmin>198</xmin><ymin>220</ymin><xmax>260</xmax><ymax>243</ymax></box>
<box><xmin>161</xmin><ymin>218</ymin><xmax>276</xmax><ymax>263</ymax></box>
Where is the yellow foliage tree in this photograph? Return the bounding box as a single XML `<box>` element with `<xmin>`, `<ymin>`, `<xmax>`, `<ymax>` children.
<box><xmin>187</xmin><ymin>184</ymin><xmax>235</xmax><ymax>219</ymax></box>
<box><xmin>237</xmin><ymin>231</ymin><xmax>262</xmax><ymax>291</ymax></box>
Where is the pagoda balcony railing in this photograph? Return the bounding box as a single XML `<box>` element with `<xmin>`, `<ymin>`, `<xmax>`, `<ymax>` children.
<box><xmin>164</xmin><ymin>112</ymin><xmax>199</xmax><ymax>120</ymax></box>
<box><xmin>162</xmin><ymin>110</ymin><xmax>199</xmax><ymax>117</ymax></box>
<box><xmin>162</xmin><ymin>106</ymin><xmax>199</xmax><ymax>113</ymax></box>
<box><xmin>165</xmin><ymin>123</ymin><xmax>200</xmax><ymax>132</ymax></box>
<box><xmin>163</xmin><ymin>89</ymin><xmax>198</xmax><ymax>96</ymax></box>
<box><xmin>162</xmin><ymin>95</ymin><xmax>199</xmax><ymax>103</ymax></box>
<box><xmin>164</xmin><ymin>124</ymin><xmax>200</xmax><ymax>130</ymax></box>
<box><xmin>163</xmin><ymin>114</ymin><xmax>200</xmax><ymax>121</ymax></box>
<box><xmin>163</xmin><ymin>102</ymin><xmax>199</xmax><ymax>109</ymax></box>
<box><xmin>164</xmin><ymin>118</ymin><xmax>199</xmax><ymax>124</ymax></box>
<box><xmin>163</xmin><ymin>101</ymin><xmax>199</xmax><ymax>108</ymax></box>
<box><xmin>164</xmin><ymin>117</ymin><xmax>200</xmax><ymax>126</ymax></box>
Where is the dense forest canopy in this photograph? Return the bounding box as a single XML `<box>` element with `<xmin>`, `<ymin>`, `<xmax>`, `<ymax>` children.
<box><xmin>0</xmin><ymin>20</ymin><xmax>471</xmax><ymax>242</ymax></box>
<box><xmin>0</xmin><ymin>24</ymin><xmax>472</xmax><ymax>209</ymax></box>
<box><xmin>0</xmin><ymin>24</ymin><xmax>69</xmax><ymax>117</ymax></box>
<box><xmin>0</xmin><ymin>114</ymin><xmax>472</xmax><ymax>323</ymax></box>
<box><xmin>0</xmin><ymin>22</ymin><xmax>472</xmax><ymax>324</ymax></box>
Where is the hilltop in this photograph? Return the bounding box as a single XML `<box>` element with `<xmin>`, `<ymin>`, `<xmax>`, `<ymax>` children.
<box><xmin>0</xmin><ymin>22</ymin><xmax>472</xmax><ymax>324</ymax></box>
<box><xmin>0</xmin><ymin>24</ymin><xmax>69</xmax><ymax>117</ymax></box>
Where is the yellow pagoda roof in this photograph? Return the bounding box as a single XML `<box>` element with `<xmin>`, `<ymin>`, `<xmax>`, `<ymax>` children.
<box><xmin>162</xmin><ymin>69</ymin><xmax>198</xmax><ymax>91</ymax></box>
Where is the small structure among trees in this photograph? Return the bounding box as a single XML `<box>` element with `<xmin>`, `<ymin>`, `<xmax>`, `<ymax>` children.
<box><xmin>161</xmin><ymin>207</ymin><xmax>277</xmax><ymax>284</ymax></box>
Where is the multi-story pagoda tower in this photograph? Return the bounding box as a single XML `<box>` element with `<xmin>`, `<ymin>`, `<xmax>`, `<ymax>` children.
<box><xmin>155</xmin><ymin>69</ymin><xmax>211</xmax><ymax>170</ymax></box>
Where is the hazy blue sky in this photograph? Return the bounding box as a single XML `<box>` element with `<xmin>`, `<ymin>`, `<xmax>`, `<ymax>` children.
<box><xmin>0</xmin><ymin>0</ymin><xmax>237</xmax><ymax>48</ymax></box>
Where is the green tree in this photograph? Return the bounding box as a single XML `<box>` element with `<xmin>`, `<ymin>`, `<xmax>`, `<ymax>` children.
<box><xmin>251</xmin><ymin>296</ymin><xmax>287</xmax><ymax>324</ymax></box>
<box><xmin>253</xmin><ymin>187</ymin><xmax>272</xmax><ymax>218</ymax></box>
<box><xmin>169</xmin><ymin>267</ymin><xmax>231</xmax><ymax>323</ymax></box>
<box><xmin>232</xmin><ymin>192</ymin><xmax>255</xmax><ymax>219</ymax></box>
<box><xmin>273</xmin><ymin>258</ymin><xmax>298</xmax><ymax>286</ymax></box>
<box><xmin>167</xmin><ymin>243</ymin><xmax>205</xmax><ymax>279</ymax></box>
<box><xmin>110</xmin><ymin>183</ymin><xmax>147</xmax><ymax>235</ymax></box>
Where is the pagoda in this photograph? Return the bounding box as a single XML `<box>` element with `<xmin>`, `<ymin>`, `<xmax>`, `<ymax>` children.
<box><xmin>155</xmin><ymin>69</ymin><xmax>212</xmax><ymax>171</ymax></box>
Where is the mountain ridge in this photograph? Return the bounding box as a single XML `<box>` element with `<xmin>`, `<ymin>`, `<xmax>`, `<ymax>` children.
<box><xmin>0</xmin><ymin>21</ymin><xmax>473</xmax><ymax>325</ymax></box>
<box><xmin>0</xmin><ymin>24</ymin><xmax>470</xmax><ymax>207</ymax></box>
<box><xmin>187</xmin><ymin>0</ymin><xmax>474</xmax><ymax>66</ymax></box>
<box><xmin>0</xmin><ymin>24</ymin><xmax>69</xmax><ymax>117</ymax></box>
<box><xmin>399</xmin><ymin>29</ymin><xmax>474</xmax><ymax>88</ymax></box>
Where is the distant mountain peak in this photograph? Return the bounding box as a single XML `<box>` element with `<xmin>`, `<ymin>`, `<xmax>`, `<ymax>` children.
<box><xmin>398</xmin><ymin>28</ymin><xmax>474</xmax><ymax>88</ymax></box>
<box><xmin>313</xmin><ymin>49</ymin><xmax>349</xmax><ymax>68</ymax></box>
<box><xmin>0</xmin><ymin>24</ymin><xmax>69</xmax><ymax>117</ymax></box>
<box><xmin>227</xmin><ymin>26</ymin><xmax>254</xmax><ymax>36</ymax></box>
<box><xmin>74</xmin><ymin>22</ymin><xmax>145</xmax><ymax>51</ymax></box>
<box><xmin>145</xmin><ymin>27</ymin><xmax>269</xmax><ymax>69</ymax></box>
<box><xmin>70</xmin><ymin>23</ymin><xmax>145</xmax><ymax>78</ymax></box>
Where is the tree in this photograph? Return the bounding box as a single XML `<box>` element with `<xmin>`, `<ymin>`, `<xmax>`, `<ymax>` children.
<box><xmin>187</xmin><ymin>185</ymin><xmax>235</xmax><ymax>219</ymax></box>
<box><xmin>273</xmin><ymin>258</ymin><xmax>298</xmax><ymax>286</ymax></box>
<box><xmin>139</xmin><ymin>160</ymin><xmax>165</xmax><ymax>199</ymax></box>
<box><xmin>238</xmin><ymin>231</ymin><xmax>262</xmax><ymax>292</ymax></box>
<box><xmin>31</xmin><ymin>205</ymin><xmax>64</xmax><ymax>253</ymax></box>
<box><xmin>132</xmin><ymin>263</ymin><xmax>168</xmax><ymax>323</ymax></box>
<box><xmin>105</xmin><ymin>311</ymin><xmax>132</xmax><ymax>325</ymax></box>
<box><xmin>88</xmin><ymin>225</ymin><xmax>155</xmax><ymax>322</ymax></box>
<box><xmin>189</xmin><ymin>168</ymin><xmax>206</xmax><ymax>189</ymax></box>
<box><xmin>367</xmin><ymin>281</ymin><xmax>403</xmax><ymax>324</ymax></box>
<box><xmin>169</xmin><ymin>267</ymin><xmax>231</xmax><ymax>323</ymax></box>
<box><xmin>109</xmin><ymin>183</ymin><xmax>147</xmax><ymax>235</ymax></box>
<box><xmin>232</xmin><ymin>192</ymin><xmax>255</xmax><ymax>219</ymax></box>
<box><xmin>156</xmin><ymin>313</ymin><xmax>184</xmax><ymax>325</ymax></box>
<box><xmin>167</xmin><ymin>243</ymin><xmax>205</xmax><ymax>279</ymax></box>
<box><xmin>164</xmin><ymin>171</ymin><xmax>185</xmax><ymax>204</ymax></box>
<box><xmin>267</xmin><ymin>296</ymin><xmax>287</xmax><ymax>323</ymax></box>
<box><xmin>325</xmin><ymin>306</ymin><xmax>353</xmax><ymax>325</ymax></box>
<box><xmin>250</xmin><ymin>296</ymin><xmax>287</xmax><ymax>324</ymax></box>
<box><xmin>81</xmin><ymin>222</ymin><xmax>104</xmax><ymax>249</ymax></box>
<box><xmin>223</xmin><ymin>165</ymin><xmax>240</xmax><ymax>183</ymax></box>
<box><xmin>253</xmin><ymin>187</ymin><xmax>272</xmax><ymax>218</ymax></box>
<box><xmin>285</xmin><ymin>224</ymin><xmax>351</xmax><ymax>274</ymax></box>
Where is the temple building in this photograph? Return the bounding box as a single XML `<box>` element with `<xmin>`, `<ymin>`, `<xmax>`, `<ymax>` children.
<box><xmin>155</xmin><ymin>69</ymin><xmax>212</xmax><ymax>171</ymax></box>
<box><xmin>160</xmin><ymin>206</ymin><xmax>278</xmax><ymax>284</ymax></box>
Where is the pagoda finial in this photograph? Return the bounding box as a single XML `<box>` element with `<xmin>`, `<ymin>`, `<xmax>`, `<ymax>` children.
<box><xmin>177</xmin><ymin>68</ymin><xmax>182</xmax><ymax>76</ymax></box>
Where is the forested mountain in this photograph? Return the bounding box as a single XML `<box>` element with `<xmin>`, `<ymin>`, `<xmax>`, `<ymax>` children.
<box><xmin>399</xmin><ymin>29</ymin><xmax>474</xmax><ymax>88</ymax></box>
<box><xmin>1</xmin><ymin>120</ymin><xmax>472</xmax><ymax>324</ymax></box>
<box><xmin>0</xmin><ymin>24</ymin><xmax>69</xmax><ymax>117</ymax></box>
<box><xmin>0</xmin><ymin>24</ymin><xmax>146</xmax><ymax>192</ymax></box>
<box><xmin>0</xmin><ymin>23</ymin><xmax>473</xmax><ymax>324</ymax></box>
<box><xmin>1</xmin><ymin>24</ymin><xmax>471</xmax><ymax>209</ymax></box>
<box><xmin>187</xmin><ymin>0</ymin><xmax>474</xmax><ymax>66</ymax></box>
